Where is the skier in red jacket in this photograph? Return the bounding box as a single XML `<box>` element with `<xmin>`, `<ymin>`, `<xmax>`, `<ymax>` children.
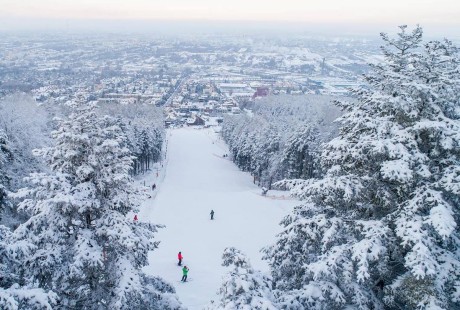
<box><xmin>178</xmin><ymin>251</ymin><xmax>183</xmax><ymax>266</ymax></box>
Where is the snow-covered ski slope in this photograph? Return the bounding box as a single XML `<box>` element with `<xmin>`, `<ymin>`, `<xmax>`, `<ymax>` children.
<box><xmin>141</xmin><ymin>127</ymin><xmax>298</xmax><ymax>309</ymax></box>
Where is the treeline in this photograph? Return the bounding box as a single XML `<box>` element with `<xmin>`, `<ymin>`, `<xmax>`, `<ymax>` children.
<box><xmin>221</xmin><ymin>94</ymin><xmax>341</xmax><ymax>188</ymax></box>
<box><xmin>0</xmin><ymin>96</ymin><xmax>165</xmax><ymax>216</ymax></box>
<box><xmin>211</xmin><ymin>26</ymin><xmax>460</xmax><ymax>310</ymax></box>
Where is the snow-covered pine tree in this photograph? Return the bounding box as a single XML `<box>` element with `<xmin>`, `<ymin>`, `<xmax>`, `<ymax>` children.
<box><xmin>383</xmin><ymin>29</ymin><xmax>460</xmax><ymax>310</ymax></box>
<box><xmin>13</xmin><ymin>102</ymin><xmax>182</xmax><ymax>309</ymax></box>
<box><xmin>0</xmin><ymin>129</ymin><xmax>56</xmax><ymax>310</ymax></box>
<box><xmin>0</xmin><ymin>225</ymin><xmax>58</xmax><ymax>310</ymax></box>
<box><xmin>251</xmin><ymin>124</ymin><xmax>281</xmax><ymax>188</ymax></box>
<box><xmin>266</xmin><ymin>25</ymin><xmax>460</xmax><ymax>309</ymax></box>
<box><xmin>206</xmin><ymin>247</ymin><xmax>277</xmax><ymax>310</ymax></box>
<box><xmin>1</xmin><ymin>133</ymin><xmax>56</xmax><ymax>310</ymax></box>
<box><xmin>281</xmin><ymin>124</ymin><xmax>320</xmax><ymax>180</ymax></box>
<box><xmin>0</xmin><ymin>129</ymin><xmax>10</xmax><ymax>214</ymax></box>
<box><xmin>139</xmin><ymin>128</ymin><xmax>151</xmax><ymax>172</ymax></box>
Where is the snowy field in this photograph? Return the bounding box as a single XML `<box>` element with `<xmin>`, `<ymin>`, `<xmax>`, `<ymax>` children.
<box><xmin>139</xmin><ymin>127</ymin><xmax>299</xmax><ymax>309</ymax></box>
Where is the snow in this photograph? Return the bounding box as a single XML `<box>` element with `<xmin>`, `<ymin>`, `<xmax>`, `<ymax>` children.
<box><xmin>139</xmin><ymin>127</ymin><xmax>298</xmax><ymax>309</ymax></box>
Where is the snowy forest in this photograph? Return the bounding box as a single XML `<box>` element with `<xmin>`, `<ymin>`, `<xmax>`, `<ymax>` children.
<box><xmin>0</xmin><ymin>98</ymin><xmax>174</xmax><ymax>309</ymax></box>
<box><xmin>0</xmin><ymin>25</ymin><xmax>459</xmax><ymax>310</ymax></box>
<box><xmin>221</xmin><ymin>95</ymin><xmax>341</xmax><ymax>188</ymax></box>
<box><xmin>214</xmin><ymin>26</ymin><xmax>460</xmax><ymax>309</ymax></box>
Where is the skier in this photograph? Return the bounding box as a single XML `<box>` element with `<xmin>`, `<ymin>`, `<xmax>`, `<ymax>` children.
<box><xmin>181</xmin><ymin>266</ymin><xmax>189</xmax><ymax>282</ymax></box>
<box><xmin>210</xmin><ymin>209</ymin><xmax>215</xmax><ymax>220</ymax></box>
<box><xmin>178</xmin><ymin>251</ymin><xmax>183</xmax><ymax>266</ymax></box>
<box><xmin>133</xmin><ymin>214</ymin><xmax>138</xmax><ymax>221</ymax></box>
<box><xmin>261</xmin><ymin>187</ymin><xmax>268</xmax><ymax>196</ymax></box>
<box><xmin>152</xmin><ymin>183</ymin><xmax>156</xmax><ymax>190</ymax></box>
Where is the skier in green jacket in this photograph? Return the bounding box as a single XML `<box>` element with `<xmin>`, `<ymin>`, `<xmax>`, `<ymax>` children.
<box><xmin>181</xmin><ymin>266</ymin><xmax>189</xmax><ymax>282</ymax></box>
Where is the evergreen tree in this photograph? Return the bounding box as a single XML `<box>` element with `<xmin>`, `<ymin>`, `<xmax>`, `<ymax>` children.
<box><xmin>0</xmin><ymin>130</ymin><xmax>10</xmax><ymax>214</ymax></box>
<box><xmin>281</xmin><ymin>124</ymin><xmax>320</xmax><ymax>180</ymax></box>
<box><xmin>251</xmin><ymin>123</ymin><xmax>281</xmax><ymax>188</ymax></box>
<box><xmin>0</xmin><ymin>225</ymin><xmax>58</xmax><ymax>310</ymax></box>
<box><xmin>266</xmin><ymin>26</ymin><xmax>460</xmax><ymax>309</ymax></box>
<box><xmin>12</xmin><ymin>102</ymin><xmax>182</xmax><ymax>309</ymax></box>
<box><xmin>207</xmin><ymin>247</ymin><xmax>277</xmax><ymax>310</ymax></box>
<box><xmin>2</xmin><ymin>159</ymin><xmax>57</xmax><ymax>310</ymax></box>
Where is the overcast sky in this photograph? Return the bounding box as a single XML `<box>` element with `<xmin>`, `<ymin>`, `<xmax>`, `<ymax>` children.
<box><xmin>1</xmin><ymin>0</ymin><xmax>459</xmax><ymax>36</ymax></box>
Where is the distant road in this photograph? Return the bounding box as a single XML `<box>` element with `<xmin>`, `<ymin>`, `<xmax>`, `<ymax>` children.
<box><xmin>164</xmin><ymin>73</ymin><xmax>189</xmax><ymax>106</ymax></box>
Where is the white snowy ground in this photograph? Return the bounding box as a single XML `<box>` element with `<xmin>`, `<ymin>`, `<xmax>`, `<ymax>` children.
<box><xmin>138</xmin><ymin>127</ymin><xmax>299</xmax><ymax>310</ymax></box>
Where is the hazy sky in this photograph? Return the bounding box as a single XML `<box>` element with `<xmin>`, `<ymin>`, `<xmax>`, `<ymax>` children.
<box><xmin>1</xmin><ymin>0</ymin><xmax>459</xmax><ymax>36</ymax></box>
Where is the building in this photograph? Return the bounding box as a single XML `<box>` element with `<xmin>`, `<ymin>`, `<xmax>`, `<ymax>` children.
<box><xmin>253</xmin><ymin>86</ymin><xmax>270</xmax><ymax>99</ymax></box>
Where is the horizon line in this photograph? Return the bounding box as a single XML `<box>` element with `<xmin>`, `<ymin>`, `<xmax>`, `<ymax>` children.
<box><xmin>1</xmin><ymin>17</ymin><xmax>459</xmax><ymax>39</ymax></box>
